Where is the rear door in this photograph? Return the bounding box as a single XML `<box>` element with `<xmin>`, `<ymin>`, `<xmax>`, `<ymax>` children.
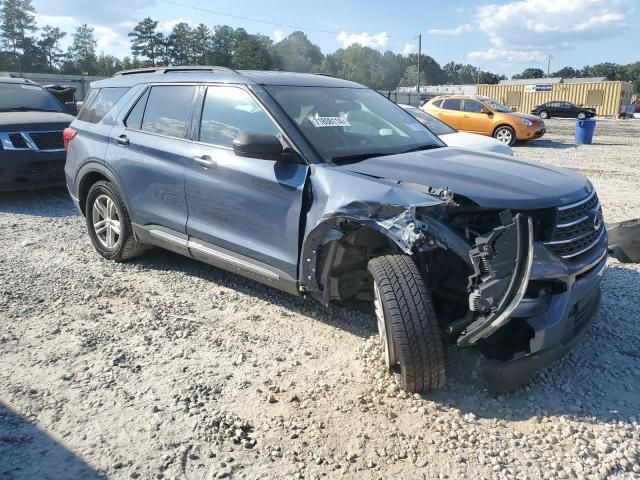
<box><xmin>436</xmin><ymin>98</ymin><xmax>463</xmax><ymax>129</ymax></box>
<box><xmin>460</xmin><ymin>99</ymin><xmax>491</xmax><ymax>135</ymax></box>
<box><xmin>105</xmin><ymin>84</ymin><xmax>197</xmax><ymax>233</ymax></box>
<box><xmin>184</xmin><ymin>84</ymin><xmax>308</xmax><ymax>281</ymax></box>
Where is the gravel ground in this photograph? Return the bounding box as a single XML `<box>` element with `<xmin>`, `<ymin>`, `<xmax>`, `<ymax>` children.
<box><xmin>1</xmin><ymin>118</ymin><xmax>639</xmax><ymax>480</ymax></box>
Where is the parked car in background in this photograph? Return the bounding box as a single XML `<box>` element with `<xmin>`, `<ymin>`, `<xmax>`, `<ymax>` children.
<box><xmin>399</xmin><ymin>104</ymin><xmax>512</xmax><ymax>155</ymax></box>
<box><xmin>65</xmin><ymin>67</ymin><xmax>607</xmax><ymax>394</ymax></box>
<box><xmin>0</xmin><ymin>78</ymin><xmax>75</xmax><ymax>191</ymax></box>
<box><xmin>531</xmin><ymin>101</ymin><xmax>596</xmax><ymax>120</ymax></box>
<box><xmin>422</xmin><ymin>95</ymin><xmax>545</xmax><ymax>146</ymax></box>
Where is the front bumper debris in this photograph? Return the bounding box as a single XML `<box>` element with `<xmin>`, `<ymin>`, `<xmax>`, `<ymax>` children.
<box><xmin>457</xmin><ymin>212</ymin><xmax>534</xmax><ymax>346</ymax></box>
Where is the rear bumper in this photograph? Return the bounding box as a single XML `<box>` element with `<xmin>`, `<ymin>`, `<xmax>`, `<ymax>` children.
<box><xmin>0</xmin><ymin>150</ymin><xmax>66</xmax><ymax>191</ymax></box>
<box><xmin>480</xmin><ymin>233</ymin><xmax>608</xmax><ymax>392</ymax></box>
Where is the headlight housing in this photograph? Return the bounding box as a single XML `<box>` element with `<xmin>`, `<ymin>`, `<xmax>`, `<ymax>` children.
<box><xmin>520</xmin><ymin>118</ymin><xmax>532</xmax><ymax>126</ymax></box>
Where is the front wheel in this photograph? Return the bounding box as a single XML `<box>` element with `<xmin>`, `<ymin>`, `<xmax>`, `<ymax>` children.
<box><xmin>368</xmin><ymin>255</ymin><xmax>445</xmax><ymax>393</ymax></box>
<box><xmin>494</xmin><ymin>125</ymin><xmax>516</xmax><ymax>146</ymax></box>
<box><xmin>539</xmin><ymin>110</ymin><xmax>549</xmax><ymax>119</ymax></box>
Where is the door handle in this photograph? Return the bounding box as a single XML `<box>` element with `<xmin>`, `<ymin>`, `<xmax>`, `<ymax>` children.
<box><xmin>115</xmin><ymin>134</ymin><xmax>129</xmax><ymax>146</ymax></box>
<box><xmin>193</xmin><ymin>154</ymin><xmax>213</xmax><ymax>167</ymax></box>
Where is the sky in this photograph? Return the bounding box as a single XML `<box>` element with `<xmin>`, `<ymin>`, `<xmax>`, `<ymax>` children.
<box><xmin>32</xmin><ymin>0</ymin><xmax>639</xmax><ymax>77</ymax></box>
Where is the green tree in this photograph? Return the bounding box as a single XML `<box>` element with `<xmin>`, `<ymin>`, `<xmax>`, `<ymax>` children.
<box><xmin>128</xmin><ymin>17</ymin><xmax>163</xmax><ymax>66</ymax></box>
<box><xmin>211</xmin><ymin>25</ymin><xmax>235</xmax><ymax>67</ymax></box>
<box><xmin>551</xmin><ymin>66</ymin><xmax>581</xmax><ymax>78</ymax></box>
<box><xmin>168</xmin><ymin>22</ymin><xmax>193</xmax><ymax>65</ymax></box>
<box><xmin>96</xmin><ymin>53</ymin><xmax>122</xmax><ymax>76</ymax></box>
<box><xmin>512</xmin><ymin>68</ymin><xmax>545</xmax><ymax>79</ymax></box>
<box><xmin>233</xmin><ymin>30</ymin><xmax>273</xmax><ymax>69</ymax></box>
<box><xmin>192</xmin><ymin>23</ymin><xmax>213</xmax><ymax>65</ymax></box>
<box><xmin>0</xmin><ymin>0</ymin><xmax>37</xmax><ymax>71</ymax></box>
<box><xmin>66</xmin><ymin>24</ymin><xmax>97</xmax><ymax>74</ymax></box>
<box><xmin>38</xmin><ymin>25</ymin><xmax>66</xmax><ymax>71</ymax></box>
<box><xmin>273</xmin><ymin>31</ymin><xmax>323</xmax><ymax>73</ymax></box>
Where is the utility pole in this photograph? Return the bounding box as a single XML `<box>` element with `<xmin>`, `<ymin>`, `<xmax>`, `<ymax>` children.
<box><xmin>416</xmin><ymin>34</ymin><xmax>422</xmax><ymax>93</ymax></box>
<box><xmin>546</xmin><ymin>53</ymin><xmax>553</xmax><ymax>76</ymax></box>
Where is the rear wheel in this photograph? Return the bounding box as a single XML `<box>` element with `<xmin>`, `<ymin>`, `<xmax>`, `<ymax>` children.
<box><xmin>86</xmin><ymin>181</ymin><xmax>145</xmax><ymax>262</ymax></box>
<box><xmin>577</xmin><ymin>111</ymin><xmax>587</xmax><ymax>120</ymax></box>
<box><xmin>494</xmin><ymin>125</ymin><xmax>516</xmax><ymax>146</ymax></box>
<box><xmin>368</xmin><ymin>255</ymin><xmax>445</xmax><ymax>393</ymax></box>
<box><xmin>539</xmin><ymin>110</ymin><xmax>549</xmax><ymax>119</ymax></box>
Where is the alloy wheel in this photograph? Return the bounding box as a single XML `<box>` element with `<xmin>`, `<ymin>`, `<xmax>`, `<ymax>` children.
<box><xmin>92</xmin><ymin>194</ymin><xmax>121</xmax><ymax>249</ymax></box>
<box><xmin>495</xmin><ymin>128</ymin><xmax>513</xmax><ymax>144</ymax></box>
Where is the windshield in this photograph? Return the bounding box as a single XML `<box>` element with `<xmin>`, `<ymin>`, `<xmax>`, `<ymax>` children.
<box><xmin>403</xmin><ymin>106</ymin><xmax>457</xmax><ymax>136</ymax></box>
<box><xmin>0</xmin><ymin>83</ymin><xmax>66</xmax><ymax>113</ymax></box>
<box><xmin>483</xmin><ymin>98</ymin><xmax>511</xmax><ymax>113</ymax></box>
<box><xmin>266</xmin><ymin>86</ymin><xmax>443</xmax><ymax>162</ymax></box>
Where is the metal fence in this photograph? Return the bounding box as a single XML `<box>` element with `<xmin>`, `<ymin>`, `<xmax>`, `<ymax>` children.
<box><xmin>377</xmin><ymin>90</ymin><xmax>427</xmax><ymax>107</ymax></box>
<box><xmin>0</xmin><ymin>72</ymin><xmax>108</xmax><ymax>100</ymax></box>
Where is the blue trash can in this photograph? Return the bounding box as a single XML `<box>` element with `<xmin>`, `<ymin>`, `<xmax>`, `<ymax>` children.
<box><xmin>575</xmin><ymin>118</ymin><xmax>596</xmax><ymax>144</ymax></box>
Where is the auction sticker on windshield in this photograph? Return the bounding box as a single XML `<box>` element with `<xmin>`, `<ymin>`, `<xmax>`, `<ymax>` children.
<box><xmin>309</xmin><ymin>116</ymin><xmax>351</xmax><ymax>127</ymax></box>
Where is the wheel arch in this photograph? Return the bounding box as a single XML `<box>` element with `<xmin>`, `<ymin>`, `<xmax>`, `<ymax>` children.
<box><xmin>75</xmin><ymin>163</ymin><xmax>135</xmax><ymax>222</ymax></box>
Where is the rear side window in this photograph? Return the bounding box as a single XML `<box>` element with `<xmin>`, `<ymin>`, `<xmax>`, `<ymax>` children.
<box><xmin>442</xmin><ymin>99</ymin><xmax>461</xmax><ymax>111</ymax></box>
<box><xmin>432</xmin><ymin>100</ymin><xmax>443</xmax><ymax>108</ymax></box>
<box><xmin>139</xmin><ymin>86</ymin><xmax>195</xmax><ymax>138</ymax></box>
<box><xmin>124</xmin><ymin>88</ymin><xmax>150</xmax><ymax>129</ymax></box>
<box><xmin>77</xmin><ymin>87</ymin><xmax>129</xmax><ymax>123</ymax></box>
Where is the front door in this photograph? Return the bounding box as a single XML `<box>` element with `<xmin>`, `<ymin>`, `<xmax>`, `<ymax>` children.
<box><xmin>461</xmin><ymin>99</ymin><xmax>492</xmax><ymax>135</ymax></box>
<box><xmin>184</xmin><ymin>85</ymin><xmax>308</xmax><ymax>281</ymax></box>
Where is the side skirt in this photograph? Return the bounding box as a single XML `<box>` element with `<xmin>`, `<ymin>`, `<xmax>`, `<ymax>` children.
<box><xmin>132</xmin><ymin>224</ymin><xmax>300</xmax><ymax>296</ymax></box>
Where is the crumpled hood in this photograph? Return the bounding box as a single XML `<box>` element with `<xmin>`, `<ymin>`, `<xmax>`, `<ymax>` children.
<box><xmin>336</xmin><ymin>147</ymin><xmax>592</xmax><ymax>209</ymax></box>
<box><xmin>0</xmin><ymin>111</ymin><xmax>74</xmax><ymax>132</ymax></box>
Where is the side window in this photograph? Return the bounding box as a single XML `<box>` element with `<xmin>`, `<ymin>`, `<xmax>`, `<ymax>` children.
<box><xmin>441</xmin><ymin>99</ymin><xmax>461</xmax><ymax>111</ymax></box>
<box><xmin>199</xmin><ymin>86</ymin><xmax>280</xmax><ymax>148</ymax></box>
<box><xmin>124</xmin><ymin>88</ymin><xmax>150</xmax><ymax>129</ymax></box>
<box><xmin>462</xmin><ymin>100</ymin><xmax>484</xmax><ymax>113</ymax></box>
<box><xmin>432</xmin><ymin>99</ymin><xmax>443</xmax><ymax>108</ymax></box>
<box><xmin>140</xmin><ymin>85</ymin><xmax>196</xmax><ymax>138</ymax></box>
<box><xmin>77</xmin><ymin>87</ymin><xmax>129</xmax><ymax>124</ymax></box>
<box><xmin>77</xmin><ymin>88</ymin><xmax>99</xmax><ymax>121</ymax></box>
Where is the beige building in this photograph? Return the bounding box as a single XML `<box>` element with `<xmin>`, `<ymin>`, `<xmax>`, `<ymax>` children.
<box><xmin>476</xmin><ymin>78</ymin><xmax>634</xmax><ymax>117</ymax></box>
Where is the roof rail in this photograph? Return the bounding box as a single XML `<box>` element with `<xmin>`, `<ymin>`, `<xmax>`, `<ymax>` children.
<box><xmin>113</xmin><ymin>65</ymin><xmax>237</xmax><ymax>77</ymax></box>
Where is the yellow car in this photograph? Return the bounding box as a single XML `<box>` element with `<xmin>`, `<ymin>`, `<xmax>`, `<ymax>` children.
<box><xmin>422</xmin><ymin>95</ymin><xmax>545</xmax><ymax>146</ymax></box>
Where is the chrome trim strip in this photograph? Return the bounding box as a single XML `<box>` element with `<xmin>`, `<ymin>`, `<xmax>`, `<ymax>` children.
<box><xmin>556</xmin><ymin>214</ymin><xmax>591</xmax><ymax>229</ymax></box>
<box><xmin>545</xmin><ymin>225</ymin><xmax>604</xmax><ymax>245</ymax></box>
<box><xmin>559</xmin><ymin>228</ymin><xmax>606</xmax><ymax>259</ymax></box>
<box><xmin>149</xmin><ymin>229</ymin><xmax>188</xmax><ymax>248</ymax></box>
<box><xmin>189</xmin><ymin>241</ymin><xmax>279</xmax><ymax>280</ymax></box>
<box><xmin>557</xmin><ymin>190</ymin><xmax>596</xmax><ymax>211</ymax></box>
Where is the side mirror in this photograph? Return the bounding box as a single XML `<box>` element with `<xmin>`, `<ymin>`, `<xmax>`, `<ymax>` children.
<box><xmin>480</xmin><ymin>107</ymin><xmax>492</xmax><ymax>115</ymax></box>
<box><xmin>233</xmin><ymin>133</ymin><xmax>288</xmax><ymax>161</ymax></box>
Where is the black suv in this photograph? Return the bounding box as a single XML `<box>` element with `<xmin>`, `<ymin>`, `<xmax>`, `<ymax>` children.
<box><xmin>65</xmin><ymin>67</ymin><xmax>608</xmax><ymax>393</ymax></box>
<box><xmin>531</xmin><ymin>101</ymin><xmax>596</xmax><ymax>120</ymax></box>
<box><xmin>0</xmin><ymin>78</ymin><xmax>75</xmax><ymax>191</ymax></box>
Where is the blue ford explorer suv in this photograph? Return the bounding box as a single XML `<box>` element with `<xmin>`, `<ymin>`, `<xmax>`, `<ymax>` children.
<box><xmin>64</xmin><ymin>67</ymin><xmax>608</xmax><ymax>393</ymax></box>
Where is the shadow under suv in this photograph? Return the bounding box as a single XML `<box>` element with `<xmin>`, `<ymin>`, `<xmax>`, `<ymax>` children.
<box><xmin>65</xmin><ymin>66</ymin><xmax>608</xmax><ymax>393</ymax></box>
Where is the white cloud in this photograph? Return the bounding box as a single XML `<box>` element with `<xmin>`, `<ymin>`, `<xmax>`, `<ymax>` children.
<box><xmin>272</xmin><ymin>29</ymin><xmax>286</xmax><ymax>42</ymax></box>
<box><xmin>467</xmin><ymin>48</ymin><xmax>547</xmax><ymax>63</ymax></box>
<box><xmin>475</xmin><ymin>0</ymin><xmax>630</xmax><ymax>49</ymax></box>
<box><xmin>428</xmin><ymin>24</ymin><xmax>472</xmax><ymax>35</ymax></box>
<box><xmin>336</xmin><ymin>31</ymin><xmax>389</xmax><ymax>50</ymax></box>
<box><xmin>403</xmin><ymin>43</ymin><xmax>417</xmax><ymax>55</ymax></box>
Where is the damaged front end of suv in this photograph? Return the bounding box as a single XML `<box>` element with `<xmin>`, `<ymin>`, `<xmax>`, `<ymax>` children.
<box><xmin>297</xmin><ymin>165</ymin><xmax>580</xmax><ymax>393</ymax></box>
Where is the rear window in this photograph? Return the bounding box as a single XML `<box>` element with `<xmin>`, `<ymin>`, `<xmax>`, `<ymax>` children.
<box><xmin>441</xmin><ymin>99</ymin><xmax>461</xmax><ymax>111</ymax></box>
<box><xmin>136</xmin><ymin>86</ymin><xmax>195</xmax><ymax>138</ymax></box>
<box><xmin>78</xmin><ymin>87</ymin><xmax>129</xmax><ymax>123</ymax></box>
<box><xmin>0</xmin><ymin>83</ymin><xmax>65</xmax><ymax>113</ymax></box>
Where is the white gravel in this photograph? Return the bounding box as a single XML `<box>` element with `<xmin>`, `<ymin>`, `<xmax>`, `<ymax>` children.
<box><xmin>1</xmin><ymin>118</ymin><xmax>639</xmax><ymax>480</ymax></box>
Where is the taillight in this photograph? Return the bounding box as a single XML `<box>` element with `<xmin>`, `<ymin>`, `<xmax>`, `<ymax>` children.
<box><xmin>63</xmin><ymin>127</ymin><xmax>77</xmax><ymax>150</ymax></box>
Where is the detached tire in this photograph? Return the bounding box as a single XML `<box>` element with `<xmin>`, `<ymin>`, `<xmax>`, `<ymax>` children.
<box><xmin>368</xmin><ymin>255</ymin><xmax>445</xmax><ymax>393</ymax></box>
<box><xmin>85</xmin><ymin>180</ymin><xmax>145</xmax><ymax>262</ymax></box>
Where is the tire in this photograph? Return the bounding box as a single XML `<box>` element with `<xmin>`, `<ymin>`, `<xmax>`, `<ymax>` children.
<box><xmin>368</xmin><ymin>255</ymin><xmax>445</xmax><ymax>393</ymax></box>
<box><xmin>493</xmin><ymin>125</ymin><xmax>516</xmax><ymax>146</ymax></box>
<box><xmin>577</xmin><ymin>111</ymin><xmax>587</xmax><ymax>120</ymax></box>
<box><xmin>85</xmin><ymin>180</ymin><xmax>145</xmax><ymax>262</ymax></box>
<box><xmin>539</xmin><ymin>110</ymin><xmax>549</xmax><ymax>119</ymax></box>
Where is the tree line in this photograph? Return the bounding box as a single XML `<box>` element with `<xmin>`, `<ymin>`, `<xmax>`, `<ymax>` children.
<box><xmin>1</xmin><ymin>0</ymin><xmax>639</xmax><ymax>92</ymax></box>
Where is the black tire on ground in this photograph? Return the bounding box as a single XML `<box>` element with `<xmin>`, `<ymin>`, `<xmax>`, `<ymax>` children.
<box><xmin>85</xmin><ymin>180</ymin><xmax>145</xmax><ymax>262</ymax></box>
<box><xmin>539</xmin><ymin>110</ymin><xmax>549</xmax><ymax>119</ymax></box>
<box><xmin>368</xmin><ymin>255</ymin><xmax>446</xmax><ymax>393</ymax></box>
<box><xmin>493</xmin><ymin>125</ymin><xmax>517</xmax><ymax>146</ymax></box>
<box><xmin>577</xmin><ymin>111</ymin><xmax>587</xmax><ymax>120</ymax></box>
